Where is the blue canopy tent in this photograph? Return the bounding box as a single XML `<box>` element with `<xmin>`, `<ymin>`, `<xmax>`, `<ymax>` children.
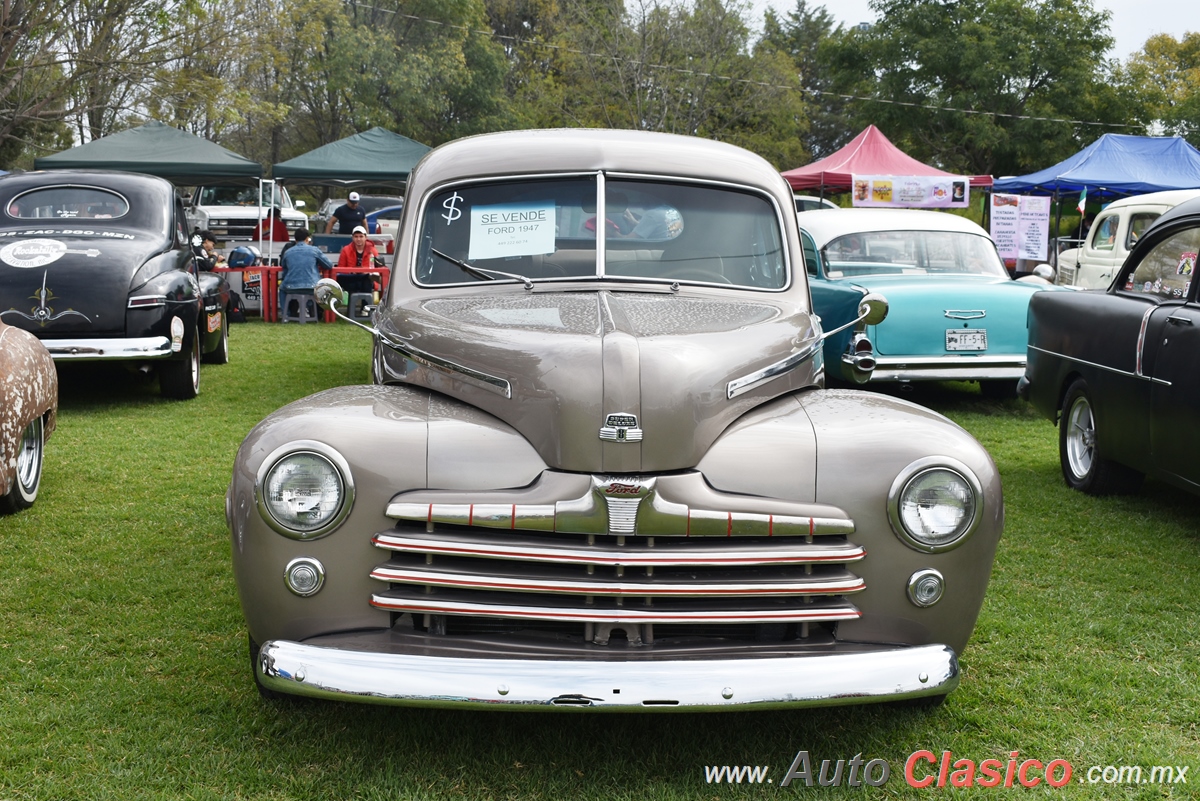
<box><xmin>993</xmin><ymin>134</ymin><xmax>1200</xmax><ymax>199</ymax></box>
<box><xmin>993</xmin><ymin>134</ymin><xmax>1200</xmax><ymax>258</ymax></box>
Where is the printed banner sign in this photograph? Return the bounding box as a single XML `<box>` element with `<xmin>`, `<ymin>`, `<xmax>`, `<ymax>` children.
<box><xmin>851</xmin><ymin>175</ymin><xmax>969</xmax><ymax>208</ymax></box>
<box><xmin>469</xmin><ymin>201</ymin><xmax>556</xmax><ymax>260</ymax></box>
<box><xmin>990</xmin><ymin>194</ymin><xmax>1050</xmax><ymax>261</ymax></box>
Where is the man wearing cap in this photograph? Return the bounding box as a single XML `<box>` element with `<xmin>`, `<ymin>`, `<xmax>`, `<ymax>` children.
<box><xmin>325</xmin><ymin>192</ymin><xmax>367</xmax><ymax>234</ymax></box>
<box><xmin>335</xmin><ymin>225</ymin><xmax>382</xmax><ymax>294</ymax></box>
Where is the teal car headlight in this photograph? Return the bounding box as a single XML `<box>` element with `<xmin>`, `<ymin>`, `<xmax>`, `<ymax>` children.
<box><xmin>256</xmin><ymin>441</ymin><xmax>354</xmax><ymax>539</ymax></box>
<box><xmin>888</xmin><ymin>456</ymin><xmax>982</xmax><ymax>553</ymax></box>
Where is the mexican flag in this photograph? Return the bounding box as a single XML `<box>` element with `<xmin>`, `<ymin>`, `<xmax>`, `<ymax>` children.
<box><xmin>1076</xmin><ymin>187</ymin><xmax>1087</xmax><ymax>213</ymax></box>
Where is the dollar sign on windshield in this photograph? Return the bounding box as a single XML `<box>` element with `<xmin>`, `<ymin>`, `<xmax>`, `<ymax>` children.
<box><xmin>442</xmin><ymin>192</ymin><xmax>463</xmax><ymax>225</ymax></box>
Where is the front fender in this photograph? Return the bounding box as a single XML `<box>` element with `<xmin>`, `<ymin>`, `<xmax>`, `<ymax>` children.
<box><xmin>229</xmin><ymin>384</ymin><xmax>549</xmax><ymax>644</ymax></box>
<box><xmin>697</xmin><ymin>388</ymin><xmax>1003</xmax><ymax>654</ymax></box>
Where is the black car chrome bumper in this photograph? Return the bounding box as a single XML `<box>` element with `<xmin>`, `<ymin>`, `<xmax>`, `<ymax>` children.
<box><xmin>42</xmin><ymin>336</ymin><xmax>173</xmax><ymax>361</ymax></box>
<box><xmin>256</xmin><ymin>636</ymin><xmax>959</xmax><ymax>710</ymax></box>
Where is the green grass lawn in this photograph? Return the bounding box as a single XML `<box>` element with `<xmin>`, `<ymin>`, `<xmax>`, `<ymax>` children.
<box><xmin>1</xmin><ymin>321</ymin><xmax>1196</xmax><ymax>800</ymax></box>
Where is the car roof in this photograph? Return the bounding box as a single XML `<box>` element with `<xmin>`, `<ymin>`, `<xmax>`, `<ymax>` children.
<box><xmin>1139</xmin><ymin>194</ymin><xmax>1200</xmax><ymax>233</ymax></box>
<box><xmin>1099</xmin><ymin>188</ymin><xmax>1200</xmax><ymax>211</ymax></box>
<box><xmin>408</xmin><ymin>129</ymin><xmax>788</xmax><ymax>200</ymax></box>
<box><xmin>797</xmin><ymin>208</ymin><xmax>989</xmax><ymax>246</ymax></box>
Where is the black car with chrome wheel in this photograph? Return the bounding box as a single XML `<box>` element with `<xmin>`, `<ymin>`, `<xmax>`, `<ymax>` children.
<box><xmin>0</xmin><ymin>170</ymin><xmax>230</xmax><ymax>399</ymax></box>
<box><xmin>1022</xmin><ymin>196</ymin><xmax>1200</xmax><ymax>496</ymax></box>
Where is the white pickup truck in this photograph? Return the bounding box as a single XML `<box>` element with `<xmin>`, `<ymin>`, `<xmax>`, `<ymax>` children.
<box><xmin>184</xmin><ymin>183</ymin><xmax>308</xmax><ymax>243</ymax></box>
<box><xmin>1055</xmin><ymin>189</ymin><xmax>1200</xmax><ymax>288</ymax></box>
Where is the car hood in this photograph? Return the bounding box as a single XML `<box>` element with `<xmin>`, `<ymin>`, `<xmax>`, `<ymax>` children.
<box><xmin>376</xmin><ymin>289</ymin><xmax>821</xmax><ymax>473</ymax></box>
<box><xmin>835</xmin><ymin>275</ymin><xmax>1045</xmax><ymax>356</ymax></box>
<box><xmin>0</xmin><ymin>232</ymin><xmax>167</xmax><ymax>336</ymax></box>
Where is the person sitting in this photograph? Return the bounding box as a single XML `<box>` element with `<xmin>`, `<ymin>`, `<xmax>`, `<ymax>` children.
<box><xmin>336</xmin><ymin>225</ymin><xmax>381</xmax><ymax>294</ymax></box>
<box><xmin>325</xmin><ymin>192</ymin><xmax>367</xmax><ymax>234</ymax></box>
<box><xmin>278</xmin><ymin>227</ymin><xmax>333</xmax><ymax>319</ymax></box>
<box><xmin>253</xmin><ymin>206</ymin><xmax>290</xmax><ymax>244</ymax></box>
<box><xmin>191</xmin><ymin>230</ymin><xmax>225</xmax><ymax>271</ymax></box>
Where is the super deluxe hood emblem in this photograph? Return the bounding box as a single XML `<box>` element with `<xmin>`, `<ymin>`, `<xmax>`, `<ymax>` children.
<box><xmin>599</xmin><ymin>413</ymin><xmax>643</xmax><ymax>443</ymax></box>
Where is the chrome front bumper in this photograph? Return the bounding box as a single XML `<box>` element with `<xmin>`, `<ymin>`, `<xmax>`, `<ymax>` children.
<box><xmin>870</xmin><ymin>355</ymin><xmax>1025</xmax><ymax>382</ymax></box>
<box><xmin>42</xmin><ymin>336</ymin><xmax>173</xmax><ymax>361</ymax></box>
<box><xmin>257</xmin><ymin>638</ymin><xmax>959</xmax><ymax>710</ymax></box>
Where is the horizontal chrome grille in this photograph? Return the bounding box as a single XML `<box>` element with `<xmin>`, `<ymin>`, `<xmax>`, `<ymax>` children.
<box><xmin>371</xmin><ymin>472</ymin><xmax>866</xmax><ymax>643</ymax></box>
<box><xmin>370</xmin><ymin>588</ymin><xmax>861</xmax><ymax>625</ymax></box>
<box><xmin>372</xmin><ymin>529</ymin><xmax>866</xmax><ymax>567</ymax></box>
<box><xmin>371</xmin><ymin>557</ymin><xmax>865</xmax><ymax>597</ymax></box>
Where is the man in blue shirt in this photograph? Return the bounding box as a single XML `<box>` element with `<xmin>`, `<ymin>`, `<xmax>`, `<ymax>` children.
<box><xmin>278</xmin><ymin>228</ymin><xmax>333</xmax><ymax>319</ymax></box>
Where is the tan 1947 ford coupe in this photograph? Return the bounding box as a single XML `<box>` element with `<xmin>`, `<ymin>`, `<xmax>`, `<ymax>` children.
<box><xmin>228</xmin><ymin>129</ymin><xmax>1003</xmax><ymax>710</ymax></box>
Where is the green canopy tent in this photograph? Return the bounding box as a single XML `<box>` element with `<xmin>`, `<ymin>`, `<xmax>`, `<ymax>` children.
<box><xmin>33</xmin><ymin>120</ymin><xmax>263</xmax><ymax>184</ymax></box>
<box><xmin>271</xmin><ymin>127</ymin><xmax>430</xmax><ymax>189</ymax></box>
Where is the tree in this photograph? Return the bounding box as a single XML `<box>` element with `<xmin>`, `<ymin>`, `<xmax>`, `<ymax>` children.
<box><xmin>513</xmin><ymin>0</ymin><xmax>807</xmax><ymax>168</ymax></box>
<box><xmin>759</xmin><ymin>0</ymin><xmax>850</xmax><ymax>160</ymax></box>
<box><xmin>0</xmin><ymin>0</ymin><xmax>73</xmax><ymax>166</ymax></box>
<box><xmin>1121</xmin><ymin>33</ymin><xmax>1200</xmax><ymax>146</ymax></box>
<box><xmin>822</xmin><ymin>0</ymin><xmax>1132</xmax><ymax>176</ymax></box>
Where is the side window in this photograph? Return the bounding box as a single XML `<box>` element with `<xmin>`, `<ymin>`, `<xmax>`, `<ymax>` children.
<box><xmin>1126</xmin><ymin>213</ymin><xmax>1159</xmax><ymax>250</ymax></box>
<box><xmin>1091</xmin><ymin>215</ymin><xmax>1118</xmax><ymax>251</ymax></box>
<box><xmin>174</xmin><ymin>198</ymin><xmax>190</xmax><ymax>248</ymax></box>
<box><xmin>1124</xmin><ymin>226</ymin><xmax>1200</xmax><ymax>299</ymax></box>
<box><xmin>801</xmin><ymin>230</ymin><xmax>820</xmax><ymax>276</ymax></box>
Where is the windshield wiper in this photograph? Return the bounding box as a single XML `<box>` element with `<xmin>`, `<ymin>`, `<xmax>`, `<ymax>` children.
<box><xmin>431</xmin><ymin>248</ymin><xmax>534</xmax><ymax>290</ymax></box>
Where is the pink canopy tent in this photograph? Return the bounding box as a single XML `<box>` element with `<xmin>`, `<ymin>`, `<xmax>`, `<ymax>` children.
<box><xmin>782</xmin><ymin>125</ymin><xmax>993</xmax><ymax>193</ymax></box>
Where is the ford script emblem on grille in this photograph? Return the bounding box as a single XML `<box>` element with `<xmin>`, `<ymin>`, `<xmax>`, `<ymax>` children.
<box><xmin>595</xmin><ymin>475</ymin><xmax>653</xmax><ymax>534</ymax></box>
<box><xmin>599</xmin><ymin>412</ymin><xmax>643</xmax><ymax>443</ymax></box>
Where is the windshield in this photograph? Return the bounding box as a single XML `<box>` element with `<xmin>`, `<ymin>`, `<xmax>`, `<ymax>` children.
<box><xmin>821</xmin><ymin>230</ymin><xmax>1007</xmax><ymax>278</ymax></box>
<box><xmin>199</xmin><ymin>185</ymin><xmax>295</xmax><ymax>209</ymax></box>
<box><xmin>415</xmin><ymin>175</ymin><xmax>787</xmax><ymax>290</ymax></box>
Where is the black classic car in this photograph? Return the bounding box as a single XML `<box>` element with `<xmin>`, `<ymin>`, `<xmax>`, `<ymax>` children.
<box><xmin>1022</xmin><ymin>196</ymin><xmax>1200</xmax><ymax>495</ymax></box>
<box><xmin>0</xmin><ymin>170</ymin><xmax>230</xmax><ymax>399</ymax></box>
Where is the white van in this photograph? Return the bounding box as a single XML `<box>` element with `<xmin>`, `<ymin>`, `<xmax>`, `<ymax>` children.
<box><xmin>1055</xmin><ymin>189</ymin><xmax>1200</xmax><ymax>288</ymax></box>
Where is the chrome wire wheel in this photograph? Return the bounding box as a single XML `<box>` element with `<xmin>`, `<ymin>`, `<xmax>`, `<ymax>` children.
<box><xmin>1064</xmin><ymin>392</ymin><xmax>1095</xmax><ymax>480</ymax></box>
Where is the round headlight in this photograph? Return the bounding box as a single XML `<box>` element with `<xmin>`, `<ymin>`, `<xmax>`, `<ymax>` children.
<box><xmin>256</xmin><ymin>443</ymin><xmax>354</xmax><ymax>539</ymax></box>
<box><xmin>888</xmin><ymin>458</ymin><xmax>982</xmax><ymax>553</ymax></box>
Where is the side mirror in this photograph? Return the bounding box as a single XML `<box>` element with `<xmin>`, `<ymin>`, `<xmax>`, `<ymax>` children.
<box><xmin>294</xmin><ymin>200</ymin><xmax>306</xmax><ymax>209</ymax></box>
<box><xmin>857</xmin><ymin>293</ymin><xmax>888</xmax><ymax>327</ymax></box>
<box><xmin>314</xmin><ymin>278</ymin><xmax>346</xmax><ymax>311</ymax></box>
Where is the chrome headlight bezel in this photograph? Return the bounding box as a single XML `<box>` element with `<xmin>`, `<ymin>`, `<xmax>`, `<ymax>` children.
<box><xmin>887</xmin><ymin>456</ymin><xmax>983</xmax><ymax>553</ymax></box>
<box><xmin>255</xmin><ymin>441</ymin><xmax>355</xmax><ymax>540</ymax></box>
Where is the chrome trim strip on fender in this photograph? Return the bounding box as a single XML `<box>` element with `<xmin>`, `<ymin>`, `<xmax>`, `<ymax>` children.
<box><xmin>256</xmin><ymin>640</ymin><xmax>959</xmax><ymax>709</ymax></box>
<box><xmin>1135</xmin><ymin>304</ymin><xmax>1156</xmax><ymax>378</ymax></box>
<box><xmin>726</xmin><ymin>340</ymin><xmax>822</xmax><ymax>399</ymax></box>
<box><xmin>1026</xmin><ymin>344</ymin><xmax>1170</xmax><ymax>386</ymax></box>
<box><xmin>42</xmin><ymin>336</ymin><xmax>173</xmax><ymax>360</ymax></box>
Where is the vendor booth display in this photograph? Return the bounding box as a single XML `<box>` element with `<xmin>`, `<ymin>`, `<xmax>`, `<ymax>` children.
<box><xmin>782</xmin><ymin>126</ymin><xmax>992</xmax><ymax>207</ymax></box>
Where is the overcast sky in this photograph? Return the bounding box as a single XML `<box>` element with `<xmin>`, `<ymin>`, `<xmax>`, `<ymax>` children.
<box><xmin>751</xmin><ymin>0</ymin><xmax>1198</xmax><ymax>61</ymax></box>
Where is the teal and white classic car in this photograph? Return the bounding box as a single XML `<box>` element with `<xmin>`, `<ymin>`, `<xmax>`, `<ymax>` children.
<box><xmin>799</xmin><ymin>208</ymin><xmax>1055</xmax><ymax>398</ymax></box>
